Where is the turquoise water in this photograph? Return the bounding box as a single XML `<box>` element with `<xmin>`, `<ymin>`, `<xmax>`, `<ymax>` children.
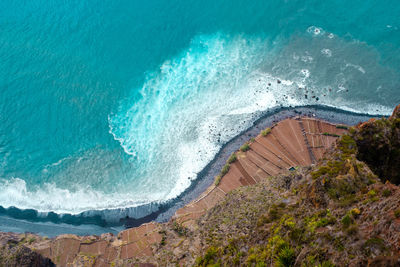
<box><xmin>0</xmin><ymin>0</ymin><xmax>399</xmax><ymax>224</ymax></box>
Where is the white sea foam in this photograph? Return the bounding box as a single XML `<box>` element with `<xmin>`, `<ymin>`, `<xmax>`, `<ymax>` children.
<box><xmin>307</xmin><ymin>26</ymin><xmax>325</xmax><ymax>36</ymax></box>
<box><xmin>107</xmin><ymin>33</ymin><xmax>392</xmax><ymax>213</ymax></box>
<box><xmin>345</xmin><ymin>63</ymin><xmax>366</xmax><ymax>74</ymax></box>
<box><xmin>300</xmin><ymin>69</ymin><xmax>310</xmax><ymax>78</ymax></box>
<box><xmin>0</xmin><ymin>177</ymin><xmax>164</xmax><ymax>215</ymax></box>
<box><xmin>321</xmin><ymin>48</ymin><xmax>332</xmax><ymax>57</ymax></box>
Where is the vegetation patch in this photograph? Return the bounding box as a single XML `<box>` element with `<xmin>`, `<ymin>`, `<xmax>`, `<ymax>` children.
<box><xmin>195</xmin><ymin>246</ymin><xmax>221</xmax><ymax>267</ymax></box>
<box><xmin>261</xmin><ymin>128</ymin><xmax>272</xmax><ymax>137</ymax></box>
<box><xmin>227</xmin><ymin>153</ymin><xmax>237</xmax><ymax>164</ymax></box>
<box><xmin>323</xmin><ymin>132</ymin><xmax>340</xmax><ymax>137</ymax></box>
<box><xmin>382</xmin><ymin>188</ymin><xmax>391</xmax><ymax>197</ymax></box>
<box><xmin>305</xmin><ymin>209</ymin><xmax>336</xmax><ymax>232</ymax></box>
<box><xmin>346</xmin><ymin>224</ymin><xmax>358</xmax><ymax>235</ymax></box>
<box><xmin>257</xmin><ymin>203</ymin><xmax>286</xmax><ymax>226</ymax></box>
<box><xmin>394</xmin><ymin>209</ymin><xmax>400</xmax><ymax>218</ymax></box>
<box><xmin>240</xmin><ymin>143</ymin><xmax>250</xmax><ymax>152</ymax></box>
<box><xmin>158</xmin><ymin>230</ymin><xmax>167</xmax><ymax>246</ymax></box>
<box><xmin>341</xmin><ymin>214</ymin><xmax>353</xmax><ymax>228</ymax></box>
<box><xmin>275</xmin><ymin>245</ymin><xmax>295</xmax><ymax>267</ymax></box>
<box><xmin>172</xmin><ymin>221</ymin><xmax>188</xmax><ymax>236</ymax></box>
<box><xmin>336</xmin><ymin>125</ymin><xmax>349</xmax><ymax>129</ymax></box>
<box><xmin>214</xmin><ymin>175</ymin><xmax>222</xmax><ymax>186</ymax></box>
<box><xmin>362</xmin><ymin>237</ymin><xmax>387</xmax><ymax>256</ymax></box>
<box><xmin>220</xmin><ymin>163</ymin><xmax>230</xmax><ymax>177</ymax></box>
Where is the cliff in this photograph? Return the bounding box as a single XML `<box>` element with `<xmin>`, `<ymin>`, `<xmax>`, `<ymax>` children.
<box><xmin>156</xmin><ymin>105</ymin><xmax>400</xmax><ymax>266</ymax></box>
<box><xmin>1</xmin><ymin>105</ymin><xmax>400</xmax><ymax>266</ymax></box>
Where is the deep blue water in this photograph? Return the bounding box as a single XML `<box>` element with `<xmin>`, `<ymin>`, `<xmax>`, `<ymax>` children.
<box><xmin>0</xmin><ymin>0</ymin><xmax>399</xmax><ymax>228</ymax></box>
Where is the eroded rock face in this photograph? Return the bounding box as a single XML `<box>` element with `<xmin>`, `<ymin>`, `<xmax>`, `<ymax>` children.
<box><xmin>0</xmin><ymin>233</ymin><xmax>54</xmax><ymax>267</ymax></box>
<box><xmin>353</xmin><ymin>104</ymin><xmax>400</xmax><ymax>185</ymax></box>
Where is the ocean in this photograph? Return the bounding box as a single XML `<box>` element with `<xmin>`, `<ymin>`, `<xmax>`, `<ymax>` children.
<box><xmin>0</xmin><ymin>0</ymin><xmax>399</xmax><ymax>233</ymax></box>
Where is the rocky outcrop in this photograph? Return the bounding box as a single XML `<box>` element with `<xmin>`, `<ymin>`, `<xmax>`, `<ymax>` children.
<box><xmin>353</xmin><ymin>104</ymin><xmax>400</xmax><ymax>185</ymax></box>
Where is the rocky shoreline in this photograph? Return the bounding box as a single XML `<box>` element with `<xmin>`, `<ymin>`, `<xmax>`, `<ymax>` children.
<box><xmin>151</xmin><ymin>105</ymin><xmax>375</xmax><ymax>225</ymax></box>
<box><xmin>0</xmin><ymin>106</ymin><xmax>375</xmax><ymax>236</ymax></box>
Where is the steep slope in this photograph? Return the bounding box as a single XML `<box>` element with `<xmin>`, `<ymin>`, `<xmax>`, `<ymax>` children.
<box><xmin>155</xmin><ymin>105</ymin><xmax>400</xmax><ymax>266</ymax></box>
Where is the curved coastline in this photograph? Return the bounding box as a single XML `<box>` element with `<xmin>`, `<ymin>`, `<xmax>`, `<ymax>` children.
<box><xmin>0</xmin><ymin>105</ymin><xmax>379</xmax><ymax>236</ymax></box>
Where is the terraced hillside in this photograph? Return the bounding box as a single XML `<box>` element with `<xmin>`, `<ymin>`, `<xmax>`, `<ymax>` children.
<box><xmin>173</xmin><ymin>117</ymin><xmax>347</xmax><ymax>229</ymax></box>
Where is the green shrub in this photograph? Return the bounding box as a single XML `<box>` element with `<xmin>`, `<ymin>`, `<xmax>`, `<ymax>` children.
<box><xmin>336</xmin><ymin>125</ymin><xmax>348</xmax><ymax>130</ymax></box>
<box><xmin>346</xmin><ymin>224</ymin><xmax>358</xmax><ymax>235</ymax></box>
<box><xmin>382</xmin><ymin>189</ymin><xmax>391</xmax><ymax>197</ymax></box>
<box><xmin>363</xmin><ymin>237</ymin><xmax>387</xmax><ymax>256</ymax></box>
<box><xmin>349</xmin><ymin>127</ymin><xmax>356</xmax><ymax>135</ymax></box>
<box><xmin>214</xmin><ymin>175</ymin><xmax>222</xmax><ymax>186</ymax></box>
<box><xmin>268</xmin><ymin>208</ymin><xmax>280</xmax><ymax>221</ymax></box>
<box><xmin>316</xmin><ymin>217</ymin><xmax>334</xmax><ymax>228</ymax></box>
<box><xmin>246</xmin><ymin>247</ymin><xmax>268</xmax><ymax>266</ymax></box>
<box><xmin>334</xmin><ymin>237</ymin><xmax>344</xmax><ymax>251</ymax></box>
<box><xmin>364</xmin><ymin>237</ymin><xmax>386</xmax><ymax>249</ymax></box>
<box><xmin>195</xmin><ymin>246</ymin><xmax>221</xmax><ymax>266</ymax></box>
<box><xmin>227</xmin><ymin>153</ymin><xmax>237</xmax><ymax>164</ymax></box>
<box><xmin>240</xmin><ymin>143</ymin><xmax>250</xmax><ymax>152</ymax></box>
<box><xmin>319</xmin><ymin>261</ymin><xmax>336</xmax><ymax>267</ymax></box>
<box><xmin>367</xmin><ymin>190</ymin><xmax>376</xmax><ymax>197</ymax></box>
<box><xmin>220</xmin><ymin>164</ymin><xmax>230</xmax><ymax>177</ymax></box>
<box><xmin>305</xmin><ymin>209</ymin><xmax>336</xmax><ymax>232</ymax></box>
<box><xmin>394</xmin><ymin>209</ymin><xmax>400</xmax><ymax>218</ymax></box>
<box><xmin>261</xmin><ymin>128</ymin><xmax>272</xmax><ymax>137</ymax></box>
<box><xmin>341</xmin><ymin>214</ymin><xmax>352</xmax><ymax>228</ymax></box>
<box><xmin>275</xmin><ymin>246</ymin><xmax>295</xmax><ymax>267</ymax></box>
<box><xmin>322</xmin><ymin>132</ymin><xmax>340</xmax><ymax>137</ymax></box>
<box><xmin>311</xmin><ymin>160</ymin><xmax>346</xmax><ymax>180</ymax></box>
<box><xmin>172</xmin><ymin>221</ymin><xmax>188</xmax><ymax>236</ymax></box>
<box><xmin>288</xmin><ymin>226</ymin><xmax>305</xmax><ymax>243</ymax></box>
<box><xmin>337</xmin><ymin>135</ymin><xmax>357</xmax><ymax>156</ymax></box>
<box><xmin>160</xmin><ymin>236</ymin><xmax>166</xmax><ymax>246</ymax></box>
<box><xmin>269</xmin><ymin>204</ymin><xmax>284</xmax><ymax>221</ymax></box>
